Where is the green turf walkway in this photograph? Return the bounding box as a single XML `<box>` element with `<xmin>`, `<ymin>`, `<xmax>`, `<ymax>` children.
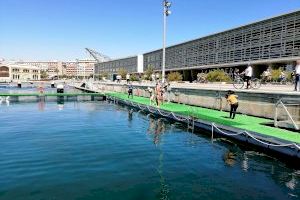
<box><xmin>107</xmin><ymin>92</ymin><xmax>300</xmax><ymax>144</ymax></box>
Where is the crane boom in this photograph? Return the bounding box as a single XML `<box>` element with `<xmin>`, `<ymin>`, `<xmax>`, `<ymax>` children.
<box><xmin>85</xmin><ymin>48</ymin><xmax>111</xmax><ymax>63</ymax></box>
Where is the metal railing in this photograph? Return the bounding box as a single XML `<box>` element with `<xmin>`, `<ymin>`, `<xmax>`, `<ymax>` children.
<box><xmin>274</xmin><ymin>98</ymin><xmax>300</xmax><ymax>130</ymax></box>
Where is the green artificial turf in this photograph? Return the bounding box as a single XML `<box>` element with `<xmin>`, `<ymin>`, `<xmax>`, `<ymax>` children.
<box><xmin>107</xmin><ymin>92</ymin><xmax>300</xmax><ymax>144</ymax></box>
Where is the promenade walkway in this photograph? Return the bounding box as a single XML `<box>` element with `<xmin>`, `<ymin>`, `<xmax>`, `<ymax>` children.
<box><xmin>107</xmin><ymin>92</ymin><xmax>300</xmax><ymax>144</ymax></box>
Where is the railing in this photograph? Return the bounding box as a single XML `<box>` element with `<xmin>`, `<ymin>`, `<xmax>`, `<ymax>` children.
<box><xmin>274</xmin><ymin>98</ymin><xmax>300</xmax><ymax>130</ymax></box>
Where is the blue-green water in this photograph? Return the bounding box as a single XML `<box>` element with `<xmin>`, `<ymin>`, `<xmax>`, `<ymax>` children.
<box><xmin>0</xmin><ymin>101</ymin><xmax>299</xmax><ymax>200</ymax></box>
<box><xmin>0</xmin><ymin>83</ymin><xmax>77</xmax><ymax>94</ymax></box>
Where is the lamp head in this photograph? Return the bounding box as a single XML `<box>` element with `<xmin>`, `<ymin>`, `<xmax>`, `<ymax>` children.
<box><xmin>166</xmin><ymin>10</ymin><xmax>171</xmax><ymax>16</ymax></box>
<box><xmin>165</xmin><ymin>1</ymin><xmax>171</xmax><ymax>7</ymax></box>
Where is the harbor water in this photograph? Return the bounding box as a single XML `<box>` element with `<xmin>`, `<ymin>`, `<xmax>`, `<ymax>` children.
<box><xmin>0</xmin><ymin>101</ymin><xmax>299</xmax><ymax>200</ymax></box>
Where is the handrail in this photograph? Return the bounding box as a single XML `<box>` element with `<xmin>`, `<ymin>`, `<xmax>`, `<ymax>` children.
<box><xmin>274</xmin><ymin>98</ymin><xmax>300</xmax><ymax>130</ymax></box>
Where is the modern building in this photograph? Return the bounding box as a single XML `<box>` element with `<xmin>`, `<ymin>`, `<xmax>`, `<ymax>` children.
<box><xmin>95</xmin><ymin>10</ymin><xmax>300</xmax><ymax>81</ymax></box>
<box><xmin>95</xmin><ymin>55</ymin><xmax>143</xmax><ymax>75</ymax></box>
<box><xmin>0</xmin><ymin>63</ymin><xmax>41</xmax><ymax>82</ymax></box>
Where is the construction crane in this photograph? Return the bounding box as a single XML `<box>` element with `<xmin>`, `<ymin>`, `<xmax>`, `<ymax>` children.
<box><xmin>85</xmin><ymin>48</ymin><xmax>111</xmax><ymax>63</ymax></box>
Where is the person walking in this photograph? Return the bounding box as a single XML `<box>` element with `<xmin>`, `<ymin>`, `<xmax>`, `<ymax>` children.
<box><xmin>128</xmin><ymin>84</ymin><xmax>133</xmax><ymax>98</ymax></box>
<box><xmin>294</xmin><ymin>61</ymin><xmax>300</xmax><ymax>91</ymax></box>
<box><xmin>164</xmin><ymin>83</ymin><xmax>171</xmax><ymax>103</ymax></box>
<box><xmin>116</xmin><ymin>74</ymin><xmax>121</xmax><ymax>83</ymax></box>
<box><xmin>151</xmin><ymin>73</ymin><xmax>156</xmax><ymax>83</ymax></box>
<box><xmin>226</xmin><ymin>90</ymin><xmax>239</xmax><ymax>119</ymax></box>
<box><xmin>242</xmin><ymin>64</ymin><xmax>253</xmax><ymax>89</ymax></box>
<box><xmin>155</xmin><ymin>73</ymin><xmax>160</xmax><ymax>82</ymax></box>
<box><xmin>126</xmin><ymin>73</ymin><xmax>130</xmax><ymax>84</ymax></box>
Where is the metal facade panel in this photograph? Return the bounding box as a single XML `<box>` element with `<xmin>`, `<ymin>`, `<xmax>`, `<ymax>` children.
<box><xmin>95</xmin><ymin>56</ymin><xmax>138</xmax><ymax>74</ymax></box>
<box><xmin>143</xmin><ymin>11</ymin><xmax>300</xmax><ymax>71</ymax></box>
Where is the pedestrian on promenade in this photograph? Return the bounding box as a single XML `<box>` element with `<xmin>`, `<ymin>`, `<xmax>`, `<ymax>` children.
<box><xmin>126</xmin><ymin>73</ymin><xmax>130</xmax><ymax>84</ymax></box>
<box><xmin>294</xmin><ymin>60</ymin><xmax>300</xmax><ymax>91</ymax></box>
<box><xmin>128</xmin><ymin>84</ymin><xmax>133</xmax><ymax>98</ymax></box>
<box><xmin>226</xmin><ymin>90</ymin><xmax>239</xmax><ymax>119</ymax></box>
<box><xmin>116</xmin><ymin>75</ymin><xmax>121</xmax><ymax>83</ymax></box>
<box><xmin>155</xmin><ymin>73</ymin><xmax>160</xmax><ymax>82</ymax></box>
<box><xmin>151</xmin><ymin>73</ymin><xmax>156</xmax><ymax>83</ymax></box>
<box><xmin>242</xmin><ymin>64</ymin><xmax>253</xmax><ymax>89</ymax></box>
<box><xmin>164</xmin><ymin>83</ymin><xmax>171</xmax><ymax>103</ymax></box>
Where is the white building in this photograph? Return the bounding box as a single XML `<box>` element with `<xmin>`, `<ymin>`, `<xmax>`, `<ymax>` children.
<box><xmin>0</xmin><ymin>63</ymin><xmax>41</xmax><ymax>82</ymax></box>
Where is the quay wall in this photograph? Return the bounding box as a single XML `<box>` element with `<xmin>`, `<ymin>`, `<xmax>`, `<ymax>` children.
<box><xmin>93</xmin><ymin>83</ymin><xmax>300</xmax><ymax>120</ymax></box>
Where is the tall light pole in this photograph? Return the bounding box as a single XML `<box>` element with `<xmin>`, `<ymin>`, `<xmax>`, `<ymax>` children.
<box><xmin>162</xmin><ymin>0</ymin><xmax>171</xmax><ymax>83</ymax></box>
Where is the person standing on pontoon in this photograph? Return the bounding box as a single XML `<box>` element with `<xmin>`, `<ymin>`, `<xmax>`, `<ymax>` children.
<box><xmin>226</xmin><ymin>90</ymin><xmax>239</xmax><ymax>119</ymax></box>
<box><xmin>128</xmin><ymin>84</ymin><xmax>133</xmax><ymax>98</ymax></box>
<box><xmin>147</xmin><ymin>87</ymin><xmax>155</xmax><ymax>105</ymax></box>
<box><xmin>155</xmin><ymin>83</ymin><xmax>162</xmax><ymax>108</ymax></box>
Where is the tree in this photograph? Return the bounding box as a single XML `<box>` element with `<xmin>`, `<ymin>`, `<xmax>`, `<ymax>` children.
<box><xmin>40</xmin><ymin>70</ymin><xmax>48</xmax><ymax>79</ymax></box>
<box><xmin>117</xmin><ymin>68</ymin><xmax>128</xmax><ymax>79</ymax></box>
<box><xmin>206</xmin><ymin>69</ymin><xmax>231</xmax><ymax>82</ymax></box>
<box><xmin>144</xmin><ymin>65</ymin><xmax>154</xmax><ymax>80</ymax></box>
<box><xmin>167</xmin><ymin>72</ymin><xmax>183</xmax><ymax>82</ymax></box>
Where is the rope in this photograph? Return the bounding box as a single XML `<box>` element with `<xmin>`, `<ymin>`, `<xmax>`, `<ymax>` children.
<box><xmin>211</xmin><ymin>123</ymin><xmax>300</xmax><ymax>150</ymax></box>
<box><xmin>110</xmin><ymin>95</ymin><xmax>300</xmax><ymax>151</ymax></box>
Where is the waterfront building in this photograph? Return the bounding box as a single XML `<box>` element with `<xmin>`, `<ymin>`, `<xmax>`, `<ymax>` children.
<box><xmin>0</xmin><ymin>63</ymin><xmax>41</xmax><ymax>82</ymax></box>
<box><xmin>95</xmin><ymin>55</ymin><xmax>143</xmax><ymax>76</ymax></box>
<box><xmin>95</xmin><ymin>10</ymin><xmax>300</xmax><ymax>81</ymax></box>
<box><xmin>75</xmin><ymin>59</ymin><xmax>97</xmax><ymax>78</ymax></box>
<box><xmin>16</xmin><ymin>59</ymin><xmax>96</xmax><ymax>78</ymax></box>
<box><xmin>16</xmin><ymin>61</ymin><xmax>63</xmax><ymax>78</ymax></box>
<box><xmin>65</xmin><ymin>62</ymin><xmax>77</xmax><ymax>77</ymax></box>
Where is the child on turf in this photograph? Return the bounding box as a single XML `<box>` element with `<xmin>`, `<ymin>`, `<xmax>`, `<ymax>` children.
<box><xmin>226</xmin><ymin>90</ymin><xmax>239</xmax><ymax>119</ymax></box>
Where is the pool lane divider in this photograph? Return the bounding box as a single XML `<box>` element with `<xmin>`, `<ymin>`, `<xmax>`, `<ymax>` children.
<box><xmin>106</xmin><ymin>95</ymin><xmax>300</xmax><ymax>162</ymax></box>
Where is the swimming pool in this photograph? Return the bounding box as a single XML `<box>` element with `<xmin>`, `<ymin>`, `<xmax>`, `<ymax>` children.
<box><xmin>0</xmin><ymin>101</ymin><xmax>299</xmax><ymax>200</ymax></box>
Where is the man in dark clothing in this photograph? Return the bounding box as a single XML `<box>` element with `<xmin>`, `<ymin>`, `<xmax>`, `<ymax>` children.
<box><xmin>128</xmin><ymin>84</ymin><xmax>133</xmax><ymax>98</ymax></box>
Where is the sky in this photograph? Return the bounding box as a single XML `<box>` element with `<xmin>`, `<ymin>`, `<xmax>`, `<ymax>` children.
<box><xmin>0</xmin><ymin>0</ymin><xmax>300</xmax><ymax>61</ymax></box>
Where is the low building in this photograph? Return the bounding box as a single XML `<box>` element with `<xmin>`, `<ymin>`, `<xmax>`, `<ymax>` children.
<box><xmin>95</xmin><ymin>55</ymin><xmax>143</xmax><ymax>75</ymax></box>
<box><xmin>0</xmin><ymin>64</ymin><xmax>41</xmax><ymax>82</ymax></box>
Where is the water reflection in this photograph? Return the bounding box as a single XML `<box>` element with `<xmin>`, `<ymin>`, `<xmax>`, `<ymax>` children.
<box><xmin>286</xmin><ymin>175</ymin><xmax>298</xmax><ymax>190</ymax></box>
<box><xmin>146</xmin><ymin>116</ymin><xmax>169</xmax><ymax>199</ymax></box>
<box><xmin>241</xmin><ymin>153</ymin><xmax>249</xmax><ymax>172</ymax></box>
<box><xmin>147</xmin><ymin>117</ymin><xmax>166</xmax><ymax>145</ymax></box>
<box><xmin>0</xmin><ymin>96</ymin><xmax>10</xmax><ymax>106</ymax></box>
<box><xmin>38</xmin><ymin>98</ymin><xmax>45</xmax><ymax>111</ymax></box>
<box><xmin>128</xmin><ymin>109</ymin><xmax>133</xmax><ymax>122</ymax></box>
<box><xmin>223</xmin><ymin>150</ymin><xmax>237</xmax><ymax>166</ymax></box>
<box><xmin>57</xmin><ymin>96</ymin><xmax>64</xmax><ymax>110</ymax></box>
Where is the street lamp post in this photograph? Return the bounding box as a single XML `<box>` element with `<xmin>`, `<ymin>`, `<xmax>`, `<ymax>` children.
<box><xmin>162</xmin><ymin>0</ymin><xmax>171</xmax><ymax>83</ymax></box>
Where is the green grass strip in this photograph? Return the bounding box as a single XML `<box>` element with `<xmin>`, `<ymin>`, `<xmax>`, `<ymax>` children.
<box><xmin>107</xmin><ymin>92</ymin><xmax>300</xmax><ymax>144</ymax></box>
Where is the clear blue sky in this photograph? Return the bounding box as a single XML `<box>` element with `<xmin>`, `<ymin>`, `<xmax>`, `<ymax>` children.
<box><xmin>0</xmin><ymin>0</ymin><xmax>299</xmax><ymax>61</ymax></box>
